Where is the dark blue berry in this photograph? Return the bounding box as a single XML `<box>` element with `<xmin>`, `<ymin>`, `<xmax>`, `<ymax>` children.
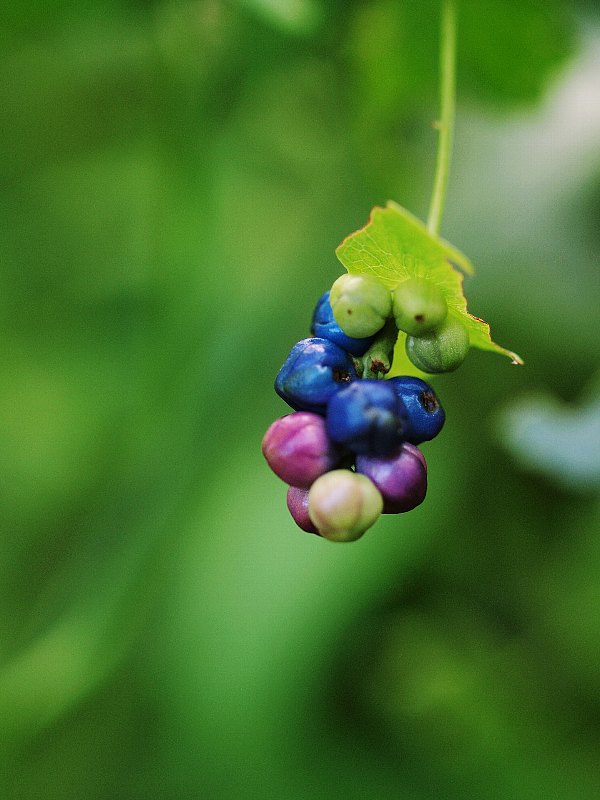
<box><xmin>326</xmin><ymin>379</ymin><xmax>407</xmax><ymax>456</ymax></box>
<box><xmin>275</xmin><ymin>338</ymin><xmax>358</xmax><ymax>415</ymax></box>
<box><xmin>311</xmin><ymin>291</ymin><xmax>375</xmax><ymax>356</ymax></box>
<box><xmin>387</xmin><ymin>376</ymin><xmax>445</xmax><ymax>444</ymax></box>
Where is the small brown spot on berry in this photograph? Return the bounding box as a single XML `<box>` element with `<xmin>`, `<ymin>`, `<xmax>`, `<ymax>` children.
<box><xmin>333</xmin><ymin>368</ymin><xmax>351</xmax><ymax>383</ymax></box>
<box><xmin>415</xmin><ymin>314</ymin><xmax>425</xmax><ymax>323</ymax></box>
<box><xmin>420</xmin><ymin>390</ymin><xmax>439</xmax><ymax>413</ymax></box>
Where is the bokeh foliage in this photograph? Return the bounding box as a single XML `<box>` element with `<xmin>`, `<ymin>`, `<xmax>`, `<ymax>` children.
<box><xmin>1</xmin><ymin>1</ymin><xmax>600</xmax><ymax>798</ymax></box>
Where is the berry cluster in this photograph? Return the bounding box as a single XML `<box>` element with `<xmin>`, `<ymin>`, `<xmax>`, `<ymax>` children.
<box><xmin>263</xmin><ymin>274</ymin><xmax>454</xmax><ymax>542</ymax></box>
<box><xmin>331</xmin><ymin>273</ymin><xmax>470</xmax><ymax>374</ymax></box>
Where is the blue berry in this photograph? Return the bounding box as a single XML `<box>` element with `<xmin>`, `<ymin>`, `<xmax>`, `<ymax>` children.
<box><xmin>387</xmin><ymin>376</ymin><xmax>445</xmax><ymax>444</ymax></box>
<box><xmin>326</xmin><ymin>379</ymin><xmax>407</xmax><ymax>456</ymax></box>
<box><xmin>311</xmin><ymin>291</ymin><xmax>375</xmax><ymax>356</ymax></box>
<box><xmin>275</xmin><ymin>337</ymin><xmax>358</xmax><ymax>414</ymax></box>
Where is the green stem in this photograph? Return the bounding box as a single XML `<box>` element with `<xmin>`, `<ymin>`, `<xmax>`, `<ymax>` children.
<box><xmin>359</xmin><ymin>318</ymin><xmax>399</xmax><ymax>380</ymax></box>
<box><xmin>427</xmin><ymin>0</ymin><xmax>456</xmax><ymax>237</ymax></box>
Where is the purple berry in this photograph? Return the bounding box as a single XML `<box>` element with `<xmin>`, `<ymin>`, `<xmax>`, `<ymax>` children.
<box><xmin>262</xmin><ymin>412</ymin><xmax>344</xmax><ymax>488</ymax></box>
<box><xmin>356</xmin><ymin>443</ymin><xmax>427</xmax><ymax>513</ymax></box>
<box><xmin>286</xmin><ymin>486</ymin><xmax>319</xmax><ymax>534</ymax></box>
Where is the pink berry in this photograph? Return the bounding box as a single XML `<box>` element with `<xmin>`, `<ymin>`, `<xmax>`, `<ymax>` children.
<box><xmin>262</xmin><ymin>412</ymin><xmax>344</xmax><ymax>488</ymax></box>
<box><xmin>286</xmin><ymin>486</ymin><xmax>319</xmax><ymax>534</ymax></box>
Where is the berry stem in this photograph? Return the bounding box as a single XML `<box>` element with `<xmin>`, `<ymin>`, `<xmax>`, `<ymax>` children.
<box><xmin>361</xmin><ymin>318</ymin><xmax>398</xmax><ymax>379</ymax></box>
<box><xmin>427</xmin><ymin>0</ymin><xmax>456</xmax><ymax>237</ymax></box>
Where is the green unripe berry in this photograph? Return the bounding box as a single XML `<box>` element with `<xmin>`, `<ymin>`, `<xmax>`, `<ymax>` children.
<box><xmin>405</xmin><ymin>316</ymin><xmax>470</xmax><ymax>373</ymax></box>
<box><xmin>392</xmin><ymin>277</ymin><xmax>448</xmax><ymax>336</ymax></box>
<box><xmin>330</xmin><ymin>274</ymin><xmax>392</xmax><ymax>339</ymax></box>
<box><xmin>308</xmin><ymin>470</ymin><xmax>383</xmax><ymax>542</ymax></box>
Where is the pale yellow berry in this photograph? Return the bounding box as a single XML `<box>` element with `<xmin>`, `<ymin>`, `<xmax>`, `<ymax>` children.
<box><xmin>307</xmin><ymin>469</ymin><xmax>383</xmax><ymax>542</ymax></box>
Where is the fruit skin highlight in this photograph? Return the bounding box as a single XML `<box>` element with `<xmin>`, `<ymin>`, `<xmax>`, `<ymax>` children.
<box><xmin>356</xmin><ymin>443</ymin><xmax>427</xmax><ymax>514</ymax></box>
<box><xmin>308</xmin><ymin>470</ymin><xmax>383</xmax><ymax>542</ymax></box>
<box><xmin>275</xmin><ymin>337</ymin><xmax>357</xmax><ymax>414</ymax></box>
<box><xmin>311</xmin><ymin>291</ymin><xmax>375</xmax><ymax>356</ymax></box>
<box><xmin>387</xmin><ymin>376</ymin><xmax>445</xmax><ymax>444</ymax></box>
<box><xmin>326</xmin><ymin>379</ymin><xmax>408</xmax><ymax>457</ymax></box>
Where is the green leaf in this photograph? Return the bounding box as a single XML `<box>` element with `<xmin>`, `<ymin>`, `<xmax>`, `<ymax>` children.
<box><xmin>335</xmin><ymin>202</ymin><xmax>523</xmax><ymax>366</ymax></box>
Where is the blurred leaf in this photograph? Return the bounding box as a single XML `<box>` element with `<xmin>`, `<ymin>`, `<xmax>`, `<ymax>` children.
<box><xmin>345</xmin><ymin>0</ymin><xmax>576</xmax><ymax>120</ymax></box>
<box><xmin>457</xmin><ymin>0</ymin><xmax>576</xmax><ymax>106</ymax></box>
<box><xmin>234</xmin><ymin>0</ymin><xmax>324</xmax><ymax>35</ymax></box>
<box><xmin>498</xmin><ymin>381</ymin><xmax>600</xmax><ymax>491</ymax></box>
<box><xmin>336</xmin><ymin>202</ymin><xmax>522</xmax><ymax>364</ymax></box>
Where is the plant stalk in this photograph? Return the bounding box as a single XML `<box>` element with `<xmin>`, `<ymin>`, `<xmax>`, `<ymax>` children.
<box><xmin>427</xmin><ymin>0</ymin><xmax>456</xmax><ymax>237</ymax></box>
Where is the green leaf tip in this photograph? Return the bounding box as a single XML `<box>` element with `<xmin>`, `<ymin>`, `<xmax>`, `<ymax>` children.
<box><xmin>335</xmin><ymin>202</ymin><xmax>523</xmax><ymax>366</ymax></box>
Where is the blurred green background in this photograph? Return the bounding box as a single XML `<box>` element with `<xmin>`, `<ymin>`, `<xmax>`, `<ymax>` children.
<box><xmin>2</xmin><ymin>1</ymin><xmax>600</xmax><ymax>798</ymax></box>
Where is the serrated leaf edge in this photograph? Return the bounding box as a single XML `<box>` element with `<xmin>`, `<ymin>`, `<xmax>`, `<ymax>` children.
<box><xmin>335</xmin><ymin>202</ymin><xmax>524</xmax><ymax>366</ymax></box>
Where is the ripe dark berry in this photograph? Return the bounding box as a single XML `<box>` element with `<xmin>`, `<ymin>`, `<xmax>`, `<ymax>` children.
<box><xmin>275</xmin><ymin>337</ymin><xmax>358</xmax><ymax>414</ymax></box>
<box><xmin>356</xmin><ymin>443</ymin><xmax>427</xmax><ymax>513</ymax></box>
<box><xmin>326</xmin><ymin>379</ymin><xmax>408</xmax><ymax>456</ymax></box>
<box><xmin>262</xmin><ymin>412</ymin><xmax>345</xmax><ymax>488</ymax></box>
<box><xmin>311</xmin><ymin>291</ymin><xmax>376</xmax><ymax>356</ymax></box>
<box><xmin>387</xmin><ymin>376</ymin><xmax>445</xmax><ymax>444</ymax></box>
